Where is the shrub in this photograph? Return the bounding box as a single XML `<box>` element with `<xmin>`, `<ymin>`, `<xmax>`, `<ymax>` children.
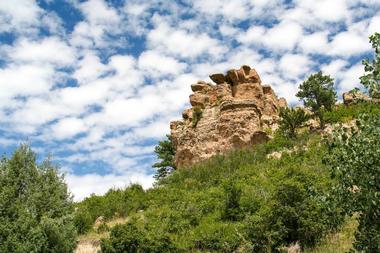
<box><xmin>0</xmin><ymin>145</ymin><xmax>77</xmax><ymax>252</ymax></box>
<box><xmin>74</xmin><ymin>209</ymin><xmax>93</xmax><ymax>234</ymax></box>
<box><xmin>101</xmin><ymin>221</ymin><xmax>179</xmax><ymax>253</ymax></box>
<box><xmin>192</xmin><ymin>106</ymin><xmax>203</xmax><ymax>127</ymax></box>
<box><xmin>325</xmin><ymin>115</ymin><xmax>380</xmax><ymax>252</ymax></box>
<box><xmin>279</xmin><ymin>107</ymin><xmax>310</xmax><ymax>138</ymax></box>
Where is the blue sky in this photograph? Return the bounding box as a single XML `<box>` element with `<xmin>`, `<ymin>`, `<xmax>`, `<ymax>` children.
<box><xmin>0</xmin><ymin>0</ymin><xmax>379</xmax><ymax>201</ymax></box>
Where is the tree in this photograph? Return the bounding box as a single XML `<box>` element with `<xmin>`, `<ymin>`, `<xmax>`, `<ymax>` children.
<box><xmin>360</xmin><ymin>32</ymin><xmax>380</xmax><ymax>98</ymax></box>
<box><xmin>325</xmin><ymin>115</ymin><xmax>380</xmax><ymax>252</ymax></box>
<box><xmin>153</xmin><ymin>135</ymin><xmax>176</xmax><ymax>181</ymax></box>
<box><xmin>279</xmin><ymin>107</ymin><xmax>310</xmax><ymax>138</ymax></box>
<box><xmin>0</xmin><ymin>144</ymin><xmax>77</xmax><ymax>252</ymax></box>
<box><xmin>296</xmin><ymin>71</ymin><xmax>337</xmax><ymax>129</ymax></box>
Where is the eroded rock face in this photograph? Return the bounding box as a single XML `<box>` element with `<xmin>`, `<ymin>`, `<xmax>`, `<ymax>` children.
<box><xmin>170</xmin><ymin>65</ymin><xmax>287</xmax><ymax>167</ymax></box>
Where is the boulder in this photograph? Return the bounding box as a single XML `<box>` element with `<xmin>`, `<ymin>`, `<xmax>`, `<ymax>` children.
<box><xmin>209</xmin><ymin>73</ymin><xmax>226</xmax><ymax>84</ymax></box>
<box><xmin>170</xmin><ymin>65</ymin><xmax>287</xmax><ymax>167</ymax></box>
<box><xmin>191</xmin><ymin>82</ymin><xmax>211</xmax><ymax>92</ymax></box>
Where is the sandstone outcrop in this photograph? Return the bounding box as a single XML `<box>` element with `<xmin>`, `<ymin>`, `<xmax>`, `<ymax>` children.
<box><xmin>170</xmin><ymin>65</ymin><xmax>287</xmax><ymax>167</ymax></box>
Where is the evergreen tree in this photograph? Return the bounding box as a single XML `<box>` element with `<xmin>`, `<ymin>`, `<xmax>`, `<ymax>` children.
<box><xmin>153</xmin><ymin>135</ymin><xmax>176</xmax><ymax>180</ymax></box>
<box><xmin>279</xmin><ymin>107</ymin><xmax>309</xmax><ymax>138</ymax></box>
<box><xmin>0</xmin><ymin>144</ymin><xmax>77</xmax><ymax>253</ymax></box>
<box><xmin>296</xmin><ymin>71</ymin><xmax>336</xmax><ymax>129</ymax></box>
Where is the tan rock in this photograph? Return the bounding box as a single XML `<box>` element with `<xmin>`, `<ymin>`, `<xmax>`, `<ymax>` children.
<box><xmin>278</xmin><ymin>97</ymin><xmax>287</xmax><ymax>108</ymax></box>
<box><xmin>189</xmin><ymin>93</ymin><xmax>209</xmax><ymax>107</ymax></box>
<box><xmin>170</xmin><ymin>65</ymin><xmax>287</xmax><ymax>167</ymax></box>
<box><xmin>191</xmin><ymin>82</ymin><xmax>211</xmax><ymax>92</ymax></box>
<box><xmin>343</xmin><ymin>90</ymin><xmax>370</xmax><ymax>105</ymax></box>
<box><xmin>209</xmin><ymin>73</ymin><xmax>226</xmax><ymax>84</ymax></box>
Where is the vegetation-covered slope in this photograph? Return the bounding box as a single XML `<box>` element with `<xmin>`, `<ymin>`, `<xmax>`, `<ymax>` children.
<box><xmin>72</xmin><ymin>102</ymin><xmax>379</xmax><ymax>252</ymax></box>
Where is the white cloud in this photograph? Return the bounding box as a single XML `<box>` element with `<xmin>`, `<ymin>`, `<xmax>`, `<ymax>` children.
<box><xmin>299</xmin><ymin>32</ymin><xmax>329</xmax><ymax>54</ymax></box>
<box><xmin>338</xmin><ymin>64</ymin><xmax>363</xmax><ymax>91</ymax></box>
<box><xmin>66</xmin><ymin>172</ymin><xmax>154</xmax><ymax>201</ymax></box>
<box><xmin>321</xmin><ymin>59</ymin><xmax>348</xmax><ymax>77</ymax></box>
<box><xmin>80</xmin><ymin>0</ymin><xmax>120</xmax><ymax>25</ymax></box>
<box><xmin>73</xmin><ymin>52</ymin><xmax>108</xmax><ymax>83</ymax></box>
<box><xmin>10</xmin><ymin>37</ymin><xmax>75</xmax><ymax>66</ymax></box>
<box><xmin>147</xmin><ymin>22</ymin><xmax>227</xmax><ymax>59</ymax></box>
<box><xmin>0</xmin><ymin>64</ymin><xmax>54</xmax><ymax>101</ymax></box>
<box><xmin>0</xmin><ymin>0</ymin><xmax>42</xmax><ymax>33</ymax></box>
<box><xmin>368</xmin><ymin>16</ymin><xmax>380</xmax><ymax>35</ymax></box>
<box><xmin>329</xmin><ymin>30</ymin><xmax>371</xmax><ymax>56</ymax></box>
<box><xmin>138</xmin><ymin>50</ymin><xmax>187</xmax><ymax>76</ymax></box>
<box><xmin>279</xmin><ymin>54</ymin><xmax>311</xmax><ymax>79</ymax></box>
<box><xmin>293</xmin><ymin>0</ymin><xmax>349</xmax><ymax>23</ymax></box>
<box><xmin>51</xmin><ymin>117</ymin><xmax>87</xmax><ymax>139</ymax></box>
<box><xmin>237</xmin><ymin>22</ymin><xmax>304</xmax><ymax>52</ymax></box>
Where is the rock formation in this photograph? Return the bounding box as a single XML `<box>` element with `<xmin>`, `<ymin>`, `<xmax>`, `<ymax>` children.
<box><xmin>170</xmin><ymin>65</ymin><xmax>287</xmax><ymax>167</ymax></box>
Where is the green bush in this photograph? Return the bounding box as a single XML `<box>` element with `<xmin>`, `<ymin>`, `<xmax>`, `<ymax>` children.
<box><xmin>279</xmin><ymin>107</ymin><xmax>310</xmax><ymax>138</ymax></box>
<box><xmin>101</xmin><ymin>221</ymin><xmax>179</xmax><ymax>253</ymax></box>
<box><xmin>73</xmin><ymin>209</ymin><xmax>93</xmax><ymax>234</ymax></box>
<box><xmin>326</xmin><ymin>115</ymin><xmax>380</xmax><ymax>252</ymax></box>
<box><xmin>0</xmin><ymin>145</ymin><xmax>77</xmax><ymax>253</ymax></box>
<box><xmin>324</xmin><ymin>102</ymin><xmax>380</xmax><ymax>123</ymax></box>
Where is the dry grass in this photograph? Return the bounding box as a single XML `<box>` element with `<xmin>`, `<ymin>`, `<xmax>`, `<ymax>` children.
<box><xmin>75</xmin><ymin>217</ymin><xmax>128</xmax><ymax>253</ymax></box>
<box><xmin>305</xmin><ymin>216</ymin><xmax>358</xmax><ymax>253</ymax></box>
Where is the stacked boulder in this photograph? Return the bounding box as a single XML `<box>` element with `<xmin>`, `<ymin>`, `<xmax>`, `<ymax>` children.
<box><xmin>170</xmin><ymin>65</ymin><xmax>287</xmax><ymax>167</ymax></box>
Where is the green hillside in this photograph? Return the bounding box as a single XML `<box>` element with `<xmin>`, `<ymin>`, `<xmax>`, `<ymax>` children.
<box><xmin>74</xmin><ymin>102</ymin><xmax>380</xmax><ymax>252</ymax></box>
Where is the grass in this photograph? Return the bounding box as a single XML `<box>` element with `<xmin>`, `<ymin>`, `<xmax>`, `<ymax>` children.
<box><xmin>324</xmin><ymin>102</ymin><xmax>380</xmax><ymax>123</ymax></box>
<box><xmin>305</xmin><ymin>216</ymin><xmax>358</xmax><ymax>253</ymax></box>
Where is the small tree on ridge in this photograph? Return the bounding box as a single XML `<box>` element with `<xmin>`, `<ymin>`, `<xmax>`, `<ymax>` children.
<box><xmin>296</xmin><ymin>71</ymin><xmax>336</xmax><ymax>129</ymax></box>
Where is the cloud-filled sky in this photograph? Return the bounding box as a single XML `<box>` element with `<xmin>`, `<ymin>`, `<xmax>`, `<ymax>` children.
<box><xmin>0</xmin><ymin>0</ymin><xmax>379</xmax><ymax>201</ymax></box>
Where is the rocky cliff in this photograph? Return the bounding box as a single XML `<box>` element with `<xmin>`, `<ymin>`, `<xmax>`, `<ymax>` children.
<box><xmin>170</xmin><ymin>65</ymin><xmax>287</xmax><ymax>167</ymax></box>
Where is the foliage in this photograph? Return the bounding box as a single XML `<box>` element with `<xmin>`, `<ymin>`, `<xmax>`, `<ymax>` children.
<box><xmin>101</xmin><ymin>221</ymin><xmax>179</xmax><ymax>253</ymax></box>
<box><xmin>0</xmin><ymin>144</ymin><xmax>77</xmax><ymax>253</ymax></box>
<box><xmin>324</xmin><ymin>101</ymin><xmax>380</xmax><ymax>123</ymax></box>
<box><xmin>192</xmin><ymin>106</ymin><xmax>203</xmax><ymax>127</ymax></box>
<box><xmin>279</xmin><ymin>107</ymin><xmax>310</xmax><ymax>138</ymax></box>
<box><xmin>97</xmin><ymin>131</ymin><xmax>344</xmax><ymax>252</ymax></box>
<box><xmin>296</xmin><ymin>71</ymin><xmax>337</xmax><ymax>128</ymax></box>
<box><xmin>360</xmin><ymin>32</ymin><xmax>380</xmax><ymax>98</ymax></box>
<box><xmin>153</xmin><ymin>134</ymin><xmax>176</xmax><ymax>181</ymax></box>
<box><xmin>221</xmin><ymin>181</ymin><xmax>242</xmax><ymax>221</ymax></box>
<box><xmin>325</xmin><ymin>115</ymin><xmax>380</xmax><ymax>252</ymax></box>
<box><xmin>73</xmin><ymin>209</ymin><xmax>93</xmax><ymax>234</ymax></box>
<box><xmin>74</xmin><ymin>184</ymin><xmax>146</xmax><ymax>234</ymax></box>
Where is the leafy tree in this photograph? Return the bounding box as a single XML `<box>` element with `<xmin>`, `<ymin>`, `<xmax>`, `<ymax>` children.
<box><xmin>296</xmin><ymin>71</ymin><xmax>337</xmax><ymax>129</ymax></box>
<box><xmin>279</xmin><ymin>107</ymin><xmax>310</xmax><ymax>138</ymax></box>
<box><xmin>0</xmin><ymin>144</ymin><xmax>77</xmax><ymax>253</ymax></box>
<box><xmin>360</xmin><ymin>32</ymin><xmax>380</xmax><ymax>98</ymax></box>
<box><xmin>153</xmin><ymin>135</ymin><xmax>176</xmax><ymax>180</ymax></box>
<box><xmin>325</xmin><ymin>115</ymin><xmax>380</xmax><ymax>252</ymax></box>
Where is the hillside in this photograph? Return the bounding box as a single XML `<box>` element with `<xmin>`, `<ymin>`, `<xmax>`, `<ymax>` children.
<box><xmin>74</xmin><ymin>101</ymin><xmax>380</xmax><ymax>252</ymax></box>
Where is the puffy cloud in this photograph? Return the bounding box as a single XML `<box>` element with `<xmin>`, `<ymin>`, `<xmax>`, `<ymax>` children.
<box><xmin>329</xmin><ymin>30</ymin><xmax>371</xmax><ymax>56</ymax></box>
<box><xmin>147</xmin><ymin>22</ymin><xmax>227</xmax><ymax>59</ymax></box>
<box><xmin>0</xmin><ymin>0</ymin><xmax>42</xmax><ymax>33</ymax></box>
<box><xmin>138</xmin><ymin>50</ymin><xmax>187</xmax><ymax>76</ymax></box>
<box><xmin>66</xmin><ymin>172</ymin><xmax>154</xmax><ymax>201</ymax></box>
<box><xmin>9</xmin><ymin>37</ymin><xmax>75</xmax><ymax>66</ymax></box>
<box><xmin>279</xmin><ymin>54</ymin><xmax>312</xmax><ymax>79</ymax></box>
<box><xmin>51</xmin><ymin>117</ymin><xmax>87</xmax><ymax>139</ymax></box>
